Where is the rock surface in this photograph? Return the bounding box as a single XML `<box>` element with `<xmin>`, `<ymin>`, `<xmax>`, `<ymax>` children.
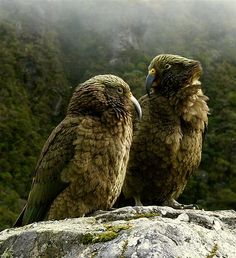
<box><xmin>0</xmin><ymin>206</ymin><xmax>236</xmax><ymax>258</ymax></box>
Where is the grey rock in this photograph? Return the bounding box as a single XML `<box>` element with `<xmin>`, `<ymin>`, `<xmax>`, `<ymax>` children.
<box><xmin>0</xmin><ymin>206</ymin><xmax>236</xmax><ymax>258</ymax></box>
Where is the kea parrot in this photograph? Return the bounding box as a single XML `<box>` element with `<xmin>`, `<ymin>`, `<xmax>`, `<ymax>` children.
<box><xmin>122</xmin><ymin>54</ymin><xmax>209</xmax><ymax>209</ymax></box>
<box><xmin>14</xmin><ymin>74</ymin><xmax>142</xmax><ymax>226</ymax></box>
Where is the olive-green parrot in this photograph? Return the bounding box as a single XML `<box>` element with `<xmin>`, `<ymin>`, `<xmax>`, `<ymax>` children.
<box><xmin>14</xmin><ymin>74</ymin><xmax>141</xmax><ymax>226</ymax></box>
<box><xmin>122</xmin><ymin>54</ymin><xmax>209</xmax><ymax>209</ymax></box>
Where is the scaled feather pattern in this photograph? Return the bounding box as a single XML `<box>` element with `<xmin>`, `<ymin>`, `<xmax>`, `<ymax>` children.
<box><xmin>122</xmin><ymin>54</ymin><xmax>209</xmax><ymax>208</ymax></box>
<box><xmin>14</xmin><ymin>74</ymin><xmax>141</xmax><ymax>226</ymax></box>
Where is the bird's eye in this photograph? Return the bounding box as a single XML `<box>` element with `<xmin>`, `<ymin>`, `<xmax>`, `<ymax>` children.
<box><xmin>117</xmin><ymin>87</ymin><xmax>124</xmax><ymax>94</ymax></box>
<box><xmin>150</xmin><ymin>68</ymin><xmax>156</xmax><ymax>74</ymax></box>
<box><xmin>164</xmin><ymin>64</ymin><xmax>171</xmax><ymax>69</ymax></box>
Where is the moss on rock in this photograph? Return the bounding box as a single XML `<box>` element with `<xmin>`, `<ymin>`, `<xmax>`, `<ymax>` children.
<box><xmin>81</xmin><ymin>223</ymin><xmax>132</xmax><ymax>245</ymax></box>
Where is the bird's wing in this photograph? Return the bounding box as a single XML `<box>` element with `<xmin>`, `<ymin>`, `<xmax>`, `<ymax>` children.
<box><xmin>14</xmin><ymin>116</ymin><xmax>81</xmax><ymax>226</ymax></box>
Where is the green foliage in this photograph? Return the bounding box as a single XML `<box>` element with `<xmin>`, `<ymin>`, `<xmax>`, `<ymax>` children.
<box><xmin>0</xmin><ymin>0</ymin><xmax>235</xmax><ymax>230</ymax></box>
<box><xmin>0</xmin><ymin>18</ymin><xmax>70</xmax><ymax>230</ymax></box>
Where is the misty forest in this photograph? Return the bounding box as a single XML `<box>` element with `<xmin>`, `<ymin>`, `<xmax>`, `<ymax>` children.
<box><xmin>0</xmin><ymin>0</ymin><xmax>236</xmax><ymax>230</ymax></box>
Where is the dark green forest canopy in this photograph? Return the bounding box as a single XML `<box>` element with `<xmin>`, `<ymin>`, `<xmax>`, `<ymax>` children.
<box><xmin>0</xmin><ymin>0</ymin><xmax>235</xmax><ymax>230</ymax></box>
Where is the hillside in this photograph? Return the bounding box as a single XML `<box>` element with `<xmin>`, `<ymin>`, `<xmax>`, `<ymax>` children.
<box><xmin>0</xmin><ymin>0</ymin><xmax>235</xmax><ymax>230</ymax></box>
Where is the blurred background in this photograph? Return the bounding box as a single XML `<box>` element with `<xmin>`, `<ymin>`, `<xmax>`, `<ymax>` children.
<box><xmin>0</xmin><ymin>0</ymin><xmax>236</xmax><ymax>230</ymax></box>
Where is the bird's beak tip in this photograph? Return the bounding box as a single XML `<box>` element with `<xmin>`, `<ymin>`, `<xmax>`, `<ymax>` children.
<box><xmin>131</xmin><ymin>95</ymin><xmax>142</xmax><ymax>119</ymax></box>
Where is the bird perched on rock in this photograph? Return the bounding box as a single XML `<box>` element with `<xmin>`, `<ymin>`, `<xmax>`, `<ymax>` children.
<box><xmin>122</xmin><ymin>54</ymin><xmax>209</xmax><ymax>209</ymax></box>
<box><xmin>14</xmin><ymin>74</ymin><xmax>141</xmax><ymax>226</ymax></box>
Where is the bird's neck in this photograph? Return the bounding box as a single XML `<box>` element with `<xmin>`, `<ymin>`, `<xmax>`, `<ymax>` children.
<box><xmin>101</xmin><ymin>108</ymin><xmax>132</xmax><ymax>129</ymax></box>
<box><xmin>168</xmin><ymin>85</ymin><xmax>209</xmax><ymax>130</ymax></box>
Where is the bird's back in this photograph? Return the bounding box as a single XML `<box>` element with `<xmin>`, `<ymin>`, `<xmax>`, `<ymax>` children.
<box><xmin>14</xmin><ymin>116</ymin><xmax>81</xmax><ymax>226</ymax></box>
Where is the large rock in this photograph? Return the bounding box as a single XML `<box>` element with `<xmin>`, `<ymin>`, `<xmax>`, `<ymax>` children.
<box><xmin>0</xmin><ymin>206</ymin><xmax>235</xmax><ymax>258</ymax></box>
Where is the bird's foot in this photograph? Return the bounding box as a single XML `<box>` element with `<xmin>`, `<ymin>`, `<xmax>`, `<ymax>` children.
<box><xmin>163</xmin><ymin>198</ymin><xmax>199</xmax><ymax>209</ymax></box>
<box><xmin>134</xmin><ymin>196</ymin><xmax>143</xmax><ymax>206</ymax></box>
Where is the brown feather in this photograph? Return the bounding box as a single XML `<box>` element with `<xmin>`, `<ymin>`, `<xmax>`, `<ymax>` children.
<box><xmin>122</xmin><ymin>54</ymin><xmax>209</xmax><ymax>208</ymax></box>
<box><xmin>14</xmin><ymin>74</ymin><xmax>140</xmax><ymax>226</ymax></box>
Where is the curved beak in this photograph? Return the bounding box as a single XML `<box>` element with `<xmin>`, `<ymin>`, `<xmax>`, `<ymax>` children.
<box><xmin>131</xmin><ymin>95</ymin><xmax>142</xmax><ymax>119</ymax></box>
<box><xmin>145</xmin><ymin>73</ymin><xmax>155</xmax><ymax>97</ymax></box>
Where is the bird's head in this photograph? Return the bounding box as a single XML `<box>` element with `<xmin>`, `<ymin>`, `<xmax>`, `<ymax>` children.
<box><xmin>146</xmin><ymin>54</ymin><xmax>202</xmax><ymax>97</ymax></box>
<box><xmin>67</xmin><ymin>74</ymin><xmax>142</xmax><ymax>121</ymax></box>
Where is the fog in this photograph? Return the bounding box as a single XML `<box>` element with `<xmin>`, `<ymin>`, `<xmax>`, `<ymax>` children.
<box><xmin>1</xmin><ymin>0</ymin><xmax>236</xmax><ymax>58</ymax></box>
<box><xmin>1</xmin><ymin>0</ymin><xmax>236</xmax><ymax>81</ymax></box>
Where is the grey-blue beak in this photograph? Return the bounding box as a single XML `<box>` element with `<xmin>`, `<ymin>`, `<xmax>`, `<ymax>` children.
<box><xmin>146</xmin><ymin>73</ymin><xmax>155</xmax><ymax>97</ymax></box>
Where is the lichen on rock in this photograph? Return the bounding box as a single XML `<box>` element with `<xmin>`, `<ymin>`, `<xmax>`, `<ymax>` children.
<box><xmin>0</xmin><ymin>206</ymin><xmax>236</xmax><ymax>258</ymax></box>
